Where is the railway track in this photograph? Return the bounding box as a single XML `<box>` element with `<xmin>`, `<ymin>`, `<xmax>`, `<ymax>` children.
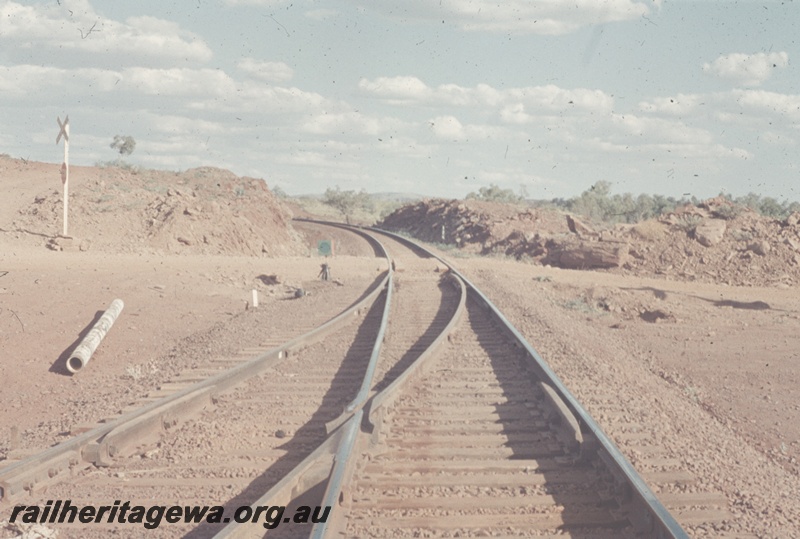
<box><xmin>0</xmin><ymin>223</ymin><xmax>460</xmax><ymax>538</ymax></box>
<box><xmin>0</xmin><ymin>222</ymin><xmax>732</xmax><ymax>538</ymax></box>
<box><xmin>343</xmin><ymin>297</ymin><xmax>632</xmax><ymax>537</ymax></box>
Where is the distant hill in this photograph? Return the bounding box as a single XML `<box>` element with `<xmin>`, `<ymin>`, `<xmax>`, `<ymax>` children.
<box><xmin>371</xmin><ymin>192</ymin><xmax>427</xmax><ymax>203</ymax></box>
<box><xmin>293</xmin><ymin>191</ymin><xmax>426</xmax><ymax>203</ymax></box>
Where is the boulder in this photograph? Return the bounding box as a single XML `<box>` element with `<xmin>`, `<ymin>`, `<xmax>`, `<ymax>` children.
<box><xmin>694</xmin><ymin>219</ymin><xmax>726</xmax><ymax>247</ymax></box>
<box><xmin>748</xmin><ymin>240</ymin><xmax>770</xmax><ymax>256</ymax></box>
<box><xmin>566</xmin><ymin>214</ymin><xmax>597</xmax><ymax>236</ymax></box>
<box><xmin>558</xmin><ymin>241</ymin><xmax>629</xmax><ymax>269</ymax></box>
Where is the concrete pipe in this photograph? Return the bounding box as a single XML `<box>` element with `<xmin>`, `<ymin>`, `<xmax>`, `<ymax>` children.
<box><xmin>67</xmin><ymin>299</ymin><xmax>125</xmax><ymax>374</ymax></box>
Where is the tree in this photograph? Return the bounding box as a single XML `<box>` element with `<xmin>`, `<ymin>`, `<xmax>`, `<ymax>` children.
<box><xmin>568</xmin><ymin>181</ymin><xmax>613</xmax><ymax>221</ymax></box>
<box><xmin>271</xmin><ymin>185</ymin><xmax>288</xmax><ymax>199</ymax></box>
<box><xmin>110</xmin><ymin>135</ymin><xmax>136</xmax><ymax>158</ymax></box>
<box><xmin>757</xmin><ymin>196</ymin><xmax>784</xmax><ymax>219</ymax></box>
<box><xmin>466</xmin><ymin>183</ymin><xmax>522</xmax><ymax>203</ymax></box>
<box><xmin>322</xmin><ymin>186</ymin><xmax>373</xmax><ymax>222</ymax></box>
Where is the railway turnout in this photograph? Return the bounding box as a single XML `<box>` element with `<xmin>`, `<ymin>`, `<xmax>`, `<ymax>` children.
<box><xmin>0</xmin><ymin>221</ymin><xmax>735</xmax><ymax>538</ymax></box>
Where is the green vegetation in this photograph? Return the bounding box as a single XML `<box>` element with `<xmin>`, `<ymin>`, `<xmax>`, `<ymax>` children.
<box><xmin>535</xmin><ymin>181</ymin><xmax>800</xmax><ymax>224</ymax></box>
<box><xmin>111</xmin><ymin>135</ymin><xmax>136</xmax><ymax>157</ymax></box>
<box><xmin>95</xmin><ymin>160</ymin><xmax>141</xmax><ymax>173</ymax></box>
<box><xmin>289</xmin><ymin>188</ymin><xmax>404</xmax><ymax>224</ymax></box>
<box><xmin>538</xmin><ymin>181</ymin><xmax>691</xmax><ymax>224</ymax></box>
<box><xmin>725</xmin><ymin>192</ymin><xmax>800</xmax><ymax>219</ymax></box>
<box><xmin>673</xmin><ymin>214</ymin><xmax>703</xmax><ymax>234</ymax></box>
<box><xmin>466</xmin><ymin>183</ymin><xmax>523</xmax><ymax>203</ymax></box>
<box><xmin>95</xmin><ymin>135</ymin><xmax>140</xmax><ymax>172</ymax></box>
<box><xmin>322</xmin><ymin>186</ymin><xmax>374</xmax><ymax>222</ymax></box>
<box><xmin>285</xmin><ymin>180</ymin><xmax>800</xmax><ymax>226</ymax></box>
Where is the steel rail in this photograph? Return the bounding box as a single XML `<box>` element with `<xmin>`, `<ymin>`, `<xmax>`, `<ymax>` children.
<box><xmin>297</xmin><ymin>220</ymin><xmax>396</xmax><ymax>410</ymax></box>
<box><xmin>364</xmin><ymin>270</ymin><xmax>467</xmax><ymax>441</ymax></box>
<box><xmin>343</xmin><ymin>272</ymin><xmax>392</xmax><ymax>415</ymax></box>
<box><xmin>369</xmin><ymin>226</ymin><xmax>689</xmax><ymax>539</ymax></box>
<box><xmin>323</xmin><ymin>262</ymin><xmax>391</xmax><ymax>434</ymax></box>
<box><xmin>306</xmin><ymin>271</ymin><xmax>467</xmax><ymax>539</ymax></box>
<box><xmin>293</xmin><ymin>219</ymin><xmax>397</xmax><ymax>431</ymax></box>
<box><xmin>0</xmin><ymin>229</ymin><xmax>391</xmax><ymax>504</ymax></box>
<box><xmin>211</xmin><ymin>415</ymin><xmax>357</xmax><ymax>539</ymax></box>
<box><xmin>210</xmin><ymin>222</ymin><xmax>687</xmax><ymax>538</ymax></box>
<box><xmin>308</xmin><ymin>410</ymin><xmax>362</xmax><ymax>539</ymax></box>
<box><xmin>212</xmin><ymin>222</ymin><xmax>467</xmax><ymax>539</ymax></box>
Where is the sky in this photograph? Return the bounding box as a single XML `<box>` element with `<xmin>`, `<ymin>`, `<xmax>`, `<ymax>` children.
<box><xmin>1</xmin><ymin>0</ymin><xmax>799</xmax><ymax>200</ymax></box>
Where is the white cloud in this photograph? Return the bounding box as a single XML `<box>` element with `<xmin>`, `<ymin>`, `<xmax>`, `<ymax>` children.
<box><xmin>499</xmin><ymin>103</ymin><xmax>532</xmax><ymax>125</ymax></box>
<box><xmin>430</xmin><ymin>115</ymin><xmax>465</xmax><ymax>140</ymax></box>
<box><xmin>373</xmin><ymin>135</ymin><xmax>434</xmax><ymax>159</ymax></box>
<box><xmin>0</xmin><ymin>1</ymin><xmax>212</xmax><ymax>66</ymax></box>
<box><xmin>0</xmin><ymin>62</ymin><xmax>335</xmax><ymax>123</ymax></box>
<box><xmin>760</xmin><ymin>131</ymin><xmax>796</xmax><ymax>147</ymax></box>
<box><xmin>123</xmin><ymin>67</ymin><xmax>236</xmax><ymax>97</ymax></box>
<box><xmin>299</xmin><ymin>111</ymin><xmax>406</xmax><ymax>136</ymax></box>
<box><xmin>612</xmin><ymin>114</ymin><xmax>714</xmax><ymax>145</ymax></box>
<box><xmin>361</xmin><ymin>0</ymin><xmax>653</xmax><ymax>35</ymax></box>
<box><xmin>237</xmin><ymin>58</ymin><xmax>294</xmax><ymax>82</ymax></box>
<box><xmin>0</xmin><ymin>64</ymin><xmax>120</xmax><ymax>99</ymax></box>
<box><xmin>638</xmin><ymin>94</ymin><xmax>701</xmax><ymax>116</ymax></box>
<box><xmin>358</xmin><ymin>76</ymin><xmax>433</xmax><ymax>104</ymax></box>
<box><xmin>703</xmin><ymin>52</ymin><xmax>789</xmax><ymax>87</ymax></box>
<box><xmin>427</xmin><ymin>116</ymin><xmax>507</xmax><ymax>142</ymax></box>
<box><xmin>273</xmin><ymin>150</ymin><xmax>361</xmax><ymax>171</ymax></box>
<box><xmin>185</xmin><ymin>84</ymin><xmax>334</xmax><ymax>116</ymax></box>
<box><xmin>507</xmin><ymin>85</ymin><xmax>614</xmax><ymax>113</ymax></box>
<box><xmin>358</xmin><ymin>77</ymin><xmax>614</xmax><ymax>116</ymax></box>
<box><xmin>141</xmin><ymin>113</ymin><xmax>232</xmax><ymax>136</ymax></box>
<box><xmin>732</xmin><ymin>89</ymin><xmax>800</xmax><ymax>121</ymax></box>
<box><xmin>223</xmin><ymin>0</ymin><xmax>653</xmax><ymax>35</ymax></box>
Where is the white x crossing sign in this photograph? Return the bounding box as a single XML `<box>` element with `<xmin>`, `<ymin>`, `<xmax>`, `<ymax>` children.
<box><xmin>56</xmin><ymin>115</ymin><xmax>70</xmax><ymax>237</ymax></box>
<box><xmin>56</xmin><ymin>115</ymin><xmax>69</xmax><ymax>144</ymax></box>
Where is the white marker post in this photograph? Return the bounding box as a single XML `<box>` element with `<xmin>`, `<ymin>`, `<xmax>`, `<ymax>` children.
<box><xmin>56</xmin><ymin>115</ymin><xmax>70</xmax><ymax>237</ymax></box>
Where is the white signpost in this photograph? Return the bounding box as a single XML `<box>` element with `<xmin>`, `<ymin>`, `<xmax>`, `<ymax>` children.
<box><xmin>56</xmin><ymin>115</ymin><xmax>70</xmax><ymax>237</ymax></box>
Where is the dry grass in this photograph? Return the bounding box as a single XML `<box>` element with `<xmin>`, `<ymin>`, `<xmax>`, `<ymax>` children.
<box><xmin>631</xmin><ymin>219</ymin><xmax>666</xmax><ymax>241</ymax></box>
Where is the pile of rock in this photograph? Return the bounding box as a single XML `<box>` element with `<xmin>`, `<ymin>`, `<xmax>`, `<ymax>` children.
<box><xmin>380</xmin><ymin>195</ymin><xmax>800</xmax><ymax>287</ymax></box>
<box><xmin>14</xmin><ymin>166</ymin><xmax>304</xmax><ymax>256</ymax></box>
<box><xmin>379</xmin><ymin>198</ymin><xmax>569</xmax><ymax>252</ymax></box>
<box><xmin>615</xmin><ymin>197</ymin><xmax>800</xmax><ymax>286</ymax></box>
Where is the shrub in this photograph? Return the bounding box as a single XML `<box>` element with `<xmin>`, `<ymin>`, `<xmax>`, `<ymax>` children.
<box><xmin>674</xmin><ymin>214</ymin><xmax>703</xmax><ymax>233</ymax></box>
<box><xmin>466</xmin><ymin>184</ymin><xmax>522</xmax><ymax>203</ymax></box>
<box><xmin>322</xmin><ymin>186</ymin><xmax>374</xmax><ymax>222</ymax></box>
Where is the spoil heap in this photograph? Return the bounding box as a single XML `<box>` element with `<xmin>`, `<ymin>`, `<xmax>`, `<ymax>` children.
<box><xmin>8</xmin><ymin>161</ymin><xmax>303</xmax><ymax>256</ymax></box>
<box><xmin>380</xmin><ymin>196</ymin><xmax>800</xmax><ymax>287</ymax></box>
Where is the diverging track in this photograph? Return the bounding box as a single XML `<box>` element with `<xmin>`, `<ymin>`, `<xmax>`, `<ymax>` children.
<box><xmin>217</xmin><ymin>225</ymin><xmax>694</xmax><ymax>539</ymax></box>
<box><xmin>0</xmin><ymin>223</ymin><xmax>462</xmax><ymax>539</ymax></box>
<box><xmin>2</xmin><ymin>222</ymin><xmax>721</xmax><ymax>538</ymax></box>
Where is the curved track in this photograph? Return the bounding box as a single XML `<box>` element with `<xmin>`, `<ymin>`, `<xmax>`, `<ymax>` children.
<box><xmin>214</xmin><ymin>225</ymin><xmax>696</xmax><ymax>539</ymax></box>
<box><xmin>0</xmin><ymin>226</ymin><xmax>387</xmax><ymax>529</ymax></box>
<box><xmin>1</xmin><ymin>222</ymin><xmax>730</xmax><ymax>538</ymax></box>
<box><xmin>0</xmin><ymin>223</ymin><xmax>459</xmax><ymax>538</ymax></box>
<box><xmin>342</xmin><ymin>297</ymin><xmax>634</xmax><ymax>537</ymax></box>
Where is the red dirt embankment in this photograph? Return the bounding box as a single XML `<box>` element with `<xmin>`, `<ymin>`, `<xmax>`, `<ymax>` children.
<box><xmin>379</xmin><ymin>197</ymin><xmax>800</xmax><ymax>287</ymax></box>
<box><xmin>1</xmin><ymin>156</ymin><xmax>303</xmax><ymax>256</ymax></box>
